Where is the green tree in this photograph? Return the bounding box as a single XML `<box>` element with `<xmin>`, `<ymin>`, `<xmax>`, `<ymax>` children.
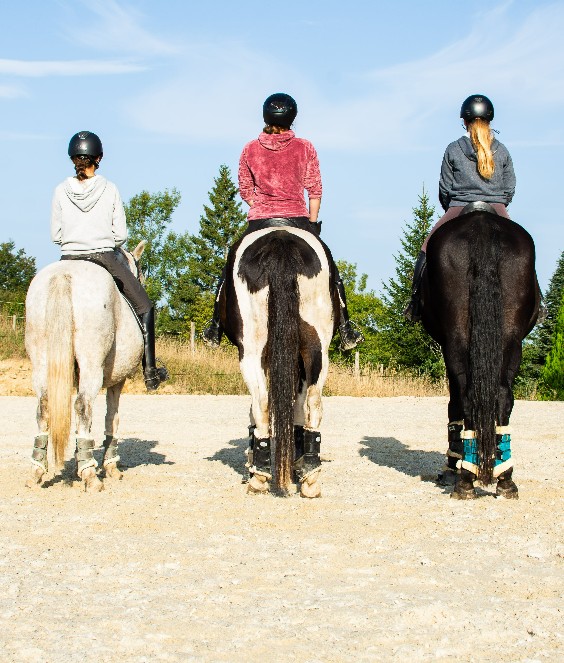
<box><xmin>519</xmin><ymin>249</ymin><xmax>564</xmax><ymax>384</ymax></box>
<box><xmin>124</xmin><ymin>188</ymin><xmax>183</xmax><ymax>303</ymax></box>
<box><xmin>0</xmin><ymin>240</ymin><xmax>36</xmax><ymax>299</ymax></box>
<box><xmin>378</xmin><ymin>189</ymin><xmax>444</xmax><ymax>377</ymax></box>
<box><xmin>163</xmin><ymin>164</ymin><xmax>247</xmax><ymax>334</ymax></box>
<box><xmin>539</xmin><ymin>291</ymin><xmax>564</xmax><ymax>400</ymax></box>
<box><xmin>330</xmin><ymin>260</ymin><xmax>386</xmax><ymax>364</ymax></box>
<box><xmin>186</xmin><ymin>164</ymin><xmax>247</xmax><ymax>293</ymax></box>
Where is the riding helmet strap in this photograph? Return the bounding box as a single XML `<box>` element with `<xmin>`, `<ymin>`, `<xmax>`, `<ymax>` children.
<box><xmin>31</xmin><ymin>434</ymin><xmax>49</xmax><ymax>472</ymax></box>
<box><xmin>294</xmin><ymin>429</ymin><xmax>321</xmax><ymax>483</ymax></box>
<box><xmin>75</xmin><ymin>437</ymin><xmax>98</xmax><ymax>475</ymax></box>
<box><xmin>494</xmin><ymin>425</ymin><xmax>513</xmax><ymax>478</ymax></box>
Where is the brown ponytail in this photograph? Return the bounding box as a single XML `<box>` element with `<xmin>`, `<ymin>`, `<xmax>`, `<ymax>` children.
<box><xmin>70</xmin><ymin>155</ymin><xmax>99</xmax><ymax>181</ymax></box>
<box><xmin>468</xmin><ymin>118</ymin><xmax>495</xmax><ymax>179</ymax></box>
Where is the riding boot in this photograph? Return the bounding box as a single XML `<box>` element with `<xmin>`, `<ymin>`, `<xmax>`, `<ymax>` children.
<box><xmin>403</xmin><ymin>251</ymin><xmax>427</xmax><ymax>323</ymax></box>
<box><xmin>202</xmin><ymin>275</ymin><xmax>225</xmax><ymax>348</ymax></box>
<box><xmin>335</xmin><ymin>278</ymin><xmax>364</xmax><ymax>351</ymax></box>
<box><xmin>140</xmin><ymin>307</ymin><xmax>169</xmax><ymax>391</ymax></box>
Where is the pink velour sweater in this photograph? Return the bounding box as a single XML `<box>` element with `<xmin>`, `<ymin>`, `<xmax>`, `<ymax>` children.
<box><xmin>238</xmin><ymin>130</ymin><xmax>322</xmax><ymax>221</ymax></box>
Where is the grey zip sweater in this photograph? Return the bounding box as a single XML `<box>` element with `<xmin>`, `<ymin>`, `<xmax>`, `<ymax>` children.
<box><xmin>51</xmin><ymin>175</ymin><xmax>127</xmax><ymax>255</ymax></box>
<box><xmin>438</xmin><ymin>135</ymin><xmax>516</xmax><ymax>211</ymax></box>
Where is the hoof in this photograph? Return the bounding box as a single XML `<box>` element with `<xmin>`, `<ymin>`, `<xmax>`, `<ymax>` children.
<box><xmin>104</xmin><ymin>462</ymin><xmax>123</xmax><ymax>480</ymax></box>
<box><xmin>81</xmin><ymin>467</ymin><xmax>104</xmax><ymax>493</ymax></box>
<box><xmin>496</xmin><ymin>481</ymin><xmax>519</xmax><ymax>499</ymax></box>
<box><xmin>299</xmin><ymin>470</ymin><xmax>321</xmax><ymax>499</ymax></box>
<box><xmin>437</xmin><ymin>468</ymin><xmax>457</xmax><ymax>486</ymax></box>
<box><xmin>247</xmin><ymin>474</ymin><xmax>270</xmax><ymax>494</ymax></box>
<box><xmin>451</xmin><ymin>486</ymin><xmax>477</xmax><ymax>500</ymax></box>
<box><xmin>25</xmin><ymin>466</ymin><xmax>46</xmax><ymax>489</ymax></box>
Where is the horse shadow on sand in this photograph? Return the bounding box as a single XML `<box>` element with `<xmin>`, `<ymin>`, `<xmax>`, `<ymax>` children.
<box><xmin>40</xmin><ymin>438</ymin><xmax>174</xmax><ymax>488</ymax></box>
<box><xmin>359</xmin><ymin>437</ymin><xmax>453</xmax><ymax>495</ymax></box>
<box><xmin>205</xmin><ymin>435</ymin><xmax>249</xmax><ymax>483</ymax></box>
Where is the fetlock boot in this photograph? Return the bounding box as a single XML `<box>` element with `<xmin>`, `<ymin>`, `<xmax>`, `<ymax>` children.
<box><xmin>335</xmin><ymin>278</ymin><xmax>364</xmax><ymax>351</ymax></box>
<box><xmin>140</xmin><ymin>307</ymin><xmax>169</xmax><ymax>391</ymax></box>
<box><xmin>403</xmin><ymin>251</ymin><xmax>426</xmax><ymax>323</ymax></box>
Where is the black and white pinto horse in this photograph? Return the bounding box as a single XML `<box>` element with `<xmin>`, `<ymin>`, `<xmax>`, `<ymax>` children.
<box><xmin>24</xmin><ymin>244</ymin><xmax>147</xmax><ymax>492</ymax></box>
<box><xmin>219</xmin><ymin>226</ymin><xmax>339</xmax><ymax>497</ymax></box>
<box><xmin>421</xmin><ymin>205</ymin><xmax>541</xmax><ymax>499</ymax></box>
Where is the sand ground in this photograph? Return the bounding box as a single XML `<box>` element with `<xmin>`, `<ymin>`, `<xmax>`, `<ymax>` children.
<box><xmin>0</xmin><ymin>394</ymin><xmax>562</xmax><ymax>662</ymax></box>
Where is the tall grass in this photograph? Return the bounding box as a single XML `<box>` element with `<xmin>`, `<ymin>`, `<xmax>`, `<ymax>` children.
<box><xmin>124</xmin><ymin>338</ymin><xmax>448</xmax><ymax>397</ymax></box>
<box><xmin>0</xmin><ymin>309</ymin><xmax>26</xmax><ymax>360</ymax></box>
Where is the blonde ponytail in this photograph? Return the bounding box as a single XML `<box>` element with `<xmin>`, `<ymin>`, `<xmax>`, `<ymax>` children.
<box><xmin>468</xmin><ymin>118</ymin><xmax>495</xmax><ymax>179</ymax></box>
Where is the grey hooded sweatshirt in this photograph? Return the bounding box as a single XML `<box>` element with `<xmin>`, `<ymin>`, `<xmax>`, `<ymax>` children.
<box><xmin>51</xmin><ymin>175</ymin><xmax>127</xmax><ymax>255</ymax></box>
<box><xmin>438</xmin><ymin>135</ymin><xmax>516</xmax><ymax>212</ymax></box>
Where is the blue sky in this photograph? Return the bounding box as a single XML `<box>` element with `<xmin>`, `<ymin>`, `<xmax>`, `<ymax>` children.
<box><xmin>1</xmin><ymin>0</ymin><xmax>563</xmax><ymax>292</ymax></box>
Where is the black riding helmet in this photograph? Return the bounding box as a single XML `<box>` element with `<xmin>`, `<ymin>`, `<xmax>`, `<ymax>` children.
<box><xmin>263</xmin><ymin>93</ymin><xmax>298</xmax><ymax>128</ymax></box>
<box><xmin>68</xmin><ymin>131</ymin><xmax>103</xmax><ymax>159</ymax></box>
<box><xmin>460</xmin><ymin>95</ymin><xmax>494</xmax><ymax>122</ymax></box>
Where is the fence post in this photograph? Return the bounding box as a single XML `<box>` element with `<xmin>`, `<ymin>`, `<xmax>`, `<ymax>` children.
<box><xmin>190</xmin><ymin>321</ymin><xmax>196</xmax><ymax>353</ymax></box>
<box><xmin>12</xmin><ymin>315</ymin><xmax>17</xmax><ymax>331</ymax></box>
<box><xmin>354</xmin><ymin>351</ymin><xmax>360</xmax><ymax>381</ymax></box>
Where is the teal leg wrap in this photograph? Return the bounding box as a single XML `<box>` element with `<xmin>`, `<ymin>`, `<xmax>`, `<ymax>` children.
<box><xmin>463</xmin><ymin>438</ymin><xmax>480</xmax><ymax>468</ymax></box>
<box><xmin>495</xmin><ymin>434</ymin><xmax>512</xmax><ymax>466</ymax></box>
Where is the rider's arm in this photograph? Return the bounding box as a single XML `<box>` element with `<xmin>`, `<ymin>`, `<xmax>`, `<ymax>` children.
<box><xmin>111</xmin><ymin>187</ymin><xmax>128</xmax><ymax>248</ymax></box>
<box><xmin>238</xmin><ymin>147</ymin><xmax>255</xmax><ymax>208</ymax></box>
<box><xmin>502</xmin><ymin>152</ymin><xmax>516</xmax><ymax>206</ymax></box>
<box><xmin>309</xmin><ymin>198</ymin><xmax>321</xmax><ymax>222</ymax></box>
<box><xmin>438</xmin><ymin>149</ymin><xmax>454</xmax><ymax>211</ymax></box>
<box><xmin>50</xmin><ymin>188</ymin><xmax>62</xmax><ymax>245</ymax></box>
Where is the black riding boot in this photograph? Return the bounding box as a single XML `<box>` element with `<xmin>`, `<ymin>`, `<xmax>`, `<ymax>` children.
<box><xmin>403</xmin><ymin>251</ymin><xmax>427</xmax><ymax>323</ymax></box>
<box><xmin>335</xmin><ymin>278</ymin><xmax>364</xmax><ymax>351</ymax></box>
<box><xmin>140</xmin><ymin>307</ymin><xmax>169</xmax><ymax>391</ymax></box>
<box><xmin>202</xmin><ymin>275</ymin><xmax>225</xmax><ymax>348</ymax></box>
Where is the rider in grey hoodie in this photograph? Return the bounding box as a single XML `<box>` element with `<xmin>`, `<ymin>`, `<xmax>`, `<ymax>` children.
<box><xmin>51</xmin><ymin>131</ymin><xmax>168</xmax><ymax>390</ymax></box>
<box><xmin>404</xmin><ymin>95</ymin><xmax>516</xmax><ymax>322</ymax></box>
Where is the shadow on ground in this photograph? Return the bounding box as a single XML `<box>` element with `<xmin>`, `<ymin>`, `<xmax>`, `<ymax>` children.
<box><xmin>206</xmin><ymin>436</ymin><xmax>248</xmax><ymax>481</ymax></box>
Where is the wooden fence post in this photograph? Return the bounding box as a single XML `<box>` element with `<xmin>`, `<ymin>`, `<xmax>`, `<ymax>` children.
<box><xmin>12</xmin><ymin>315</ymin><xmax>17</xmax><ymax>331</ymax></box>
<box><xmin>354</xmin><ymin>351</ymin><xmax>360</xmax><ymax>381</ymax></box>
<box><xmin>190</xmin><ymin>321</ymin><xmax>196</xmax><ymax>353</ymax></box>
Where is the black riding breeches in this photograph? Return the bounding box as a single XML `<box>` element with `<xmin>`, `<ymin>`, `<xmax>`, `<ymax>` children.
<box><xmin>61</xmin><ymin>250</ymin><xmax>152</xmax><ymax>315</ymax></box>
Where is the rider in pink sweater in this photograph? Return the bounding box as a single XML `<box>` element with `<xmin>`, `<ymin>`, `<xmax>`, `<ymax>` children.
<box><xmin>203</xmin><ymin>93</ymin><xmax>363</xmax><ymax>351</ymax></box>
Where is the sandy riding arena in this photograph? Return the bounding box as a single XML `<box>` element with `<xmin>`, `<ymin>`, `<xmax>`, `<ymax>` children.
<box><xmin>0</xmin><ymin>395</ymin><xmax>562</xmax><ymax>662</ymax></box>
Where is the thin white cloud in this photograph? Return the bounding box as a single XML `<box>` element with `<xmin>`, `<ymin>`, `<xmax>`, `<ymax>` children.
<box><xmin>0</xmin><ymin>84</ymin><xmax>27</xmax><ymax>99</ymax></box>
<box><xmin>63</xmin><ymin>0</ymin><xmax>180</xmax><ymax>56</ymax></box>
<box><xmin>0</xmin><ymin>58</ymin><xmax>145</xmax><ymax>77</ymax></box>
<box><xmin>124</xmin><ymin>2</ymin><xmax>564</xmax><ymax>152</ymax></box>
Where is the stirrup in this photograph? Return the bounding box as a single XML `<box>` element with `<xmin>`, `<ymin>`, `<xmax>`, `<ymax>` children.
<box><xmin>403</xmin><ymin>298</ymin><xmax>421</xmax><ymax>323</ymax></box>
<box><xmin>338</xmin><ymin>320</ymin><xmax>364</xmax><ymax>351</ymax></box>
<box><xmin>202</xmin><ymin>319</ymin><xmax>222</xmax><ymax>348</ymax></box>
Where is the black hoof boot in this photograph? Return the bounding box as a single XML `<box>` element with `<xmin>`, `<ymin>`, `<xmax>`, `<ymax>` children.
<box><xmin>496</xmin><ymin>471</ymin><xmax>519</xmax><ymax>499</ymax></box>
<box><xmin>438</xmin><ymin>422</ymin><xmax>463</xmax><ymax>485</ymax></box>
<box><xmin>247</xmin><ymin>436</ymin><xmax>271</xmax><ymax>494</ymax></box>
<box><xmin>338</xmin><ymin>321</ymin><xmax>364</xmax><ymax>351</ymax></box>
<box><xmin>202</xmin><ymin>319</ymin><xmax>222</xmax><ymax>348</ymax></box>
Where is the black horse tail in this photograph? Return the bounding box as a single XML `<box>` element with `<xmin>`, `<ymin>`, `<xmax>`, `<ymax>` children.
<box><xmin>468</xmin><ymin>220</ymin><xmax>502</xmax><ymax>484</ymax></box>
<box><xmin>266</xmin><ymin>240</ymin><xmax>300</xmax><ymax>492</ymax></box>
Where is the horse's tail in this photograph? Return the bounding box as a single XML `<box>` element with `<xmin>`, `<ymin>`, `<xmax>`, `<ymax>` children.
<box><xmin>468</xmin><ymin>221</ymin><xmax>502</xmax><ymax>484</ymax></box>
<box><xmin>46</xmin><ymin>272</ymin><xmax>75</xmax><ymax>468</ymax></box>
<box><xmin>267</xmin><ymin>241</ymin><xmax>300</xmax><ymax>492</ymax></box>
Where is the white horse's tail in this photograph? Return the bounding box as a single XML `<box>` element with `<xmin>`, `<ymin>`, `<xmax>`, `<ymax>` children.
<box><xmin>46</xmin><ymin>272</ymin><xmax>75</xmax><ymax>468</ymax></box>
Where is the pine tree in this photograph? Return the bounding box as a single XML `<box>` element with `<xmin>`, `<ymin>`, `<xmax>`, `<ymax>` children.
<box><xmin>379</xmin><ymin>189</ymin><xmax>443</xmax><ymax>377</ymax></box>
<box><xmin>539</xmin><ymin>291</ymin><xmax>564</xmax><ymax>400</ymax></box>
<box><xmin>186</xmin><ymin>164</ymin><xmax>247</xmax><ymax>293</ymax></box>
<box><xmin>518</xmin><ymin>249</ymin><xmax>564</xmax><ymax>384</ymax></box>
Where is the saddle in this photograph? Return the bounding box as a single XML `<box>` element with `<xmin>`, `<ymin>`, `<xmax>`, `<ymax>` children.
<box><xmin>248</xmin><ymin>217</ymin><xmax>321</xmax><ymax>236</ymax></box>
<box><xmin>459</xmin><ymin>201</ymin><xmax>499</xmax><ymax>216</ymax></box>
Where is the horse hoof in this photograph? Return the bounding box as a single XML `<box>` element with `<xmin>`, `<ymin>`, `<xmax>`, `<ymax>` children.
<box><xmin>450</xmin><ymin>486</ymin><xmax>477</xmax><ymax>500</ymax></box>
<box><xmin>437</xmin><ymin>468</ymin><xmax>457</xmax><ymax>486</ymax></box>
<box><xmin>247</xmin><ymin>474</ymin><xmax>270</xmax><ymax>494</ymax></box>
<box><xmin>496</xmin><ymin>482</ymin><xmax>519</xmax><ymax>499</ymax></box>
<box><xmin>25</xmin><ymin>466</ymin><xmax>45</xmax><ymax>489</ymax></box>
<box><xmin>104</xmin><ymin>463</ymin><xmax>123</xmax><ymax>480</ymax></box>
<box><xmin>82</xmin><ymin>468</ymin><xmax>104</xmax><ymax>493</ymax></box>
<box><xmin>300</xmin><ymin>482</ymin><xmax>321</xmax><ymax>499</ymax></box>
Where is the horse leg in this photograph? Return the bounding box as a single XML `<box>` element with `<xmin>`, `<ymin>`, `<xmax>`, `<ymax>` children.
<box><xmin>74</xmin><ymin>369</ymin><xmax>104</xmax><ymax>493</ymax></box>
<box><xmin>26</xmin><ymin>388</ymin><xmax>49</xmax><ymax>488</ymax></box>
<box><xmin>240</xmin><ymin>354</ymin><xmax>271</xmax><ymax>494</ymax></box>
<box><xmin>296</xmin><ymin>348</ymin><xmax>327</xmax><ymax>499</ymax></box>
<box><xmin>102</xmin><ymin>380</ymin><xmax>125</xmax><ymax>480</ymax></box>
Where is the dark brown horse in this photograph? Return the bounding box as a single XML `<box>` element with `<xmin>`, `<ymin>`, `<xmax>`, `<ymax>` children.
<box><xmin>421</xmin><ymin>206</ymin><xmax>541</xmax><ymax>499</ymax></box>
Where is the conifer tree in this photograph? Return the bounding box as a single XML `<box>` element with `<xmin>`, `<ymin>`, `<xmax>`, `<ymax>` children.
<box><xmin>539</xmin><ymin>291</ymin><xmax>564</xmax><ymax>400</ymax></box>
<box><xmin>379</xmin><ymin>189</ymin><xmax>443</xmax><ymax>377</ymax></box>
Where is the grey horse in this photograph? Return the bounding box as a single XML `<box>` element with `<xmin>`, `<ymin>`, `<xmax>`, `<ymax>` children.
<box><xmin>24</xmin><ymin>243</ymin><xmax>146</xmax><ymax>491</ymax></box>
